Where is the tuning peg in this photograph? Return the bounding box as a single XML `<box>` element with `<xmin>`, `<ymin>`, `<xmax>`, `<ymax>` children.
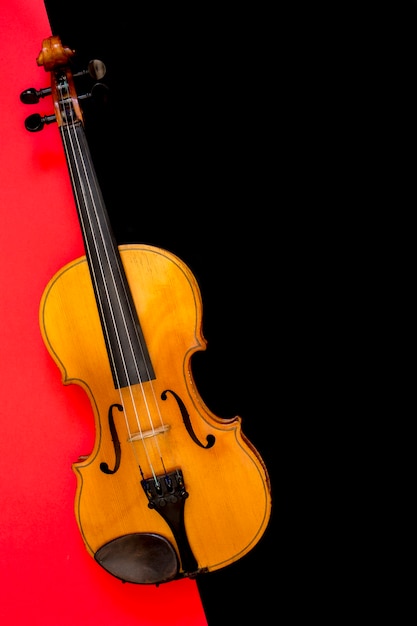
<box><xmin>80</xmin><ymin>82</ymin><xmax>110</xmax><ymax>104</ymax></box>
<box><xmin>20</xmin><ymin>59</ymin><xmax>105</xmax><ymax>105</ymax></box>
<box><xmin>24</xmin><ymin>112</ymin><xmax>56</xmax><ymax>132</ymax></box>
<box><xmin>20</xmin><ymin>87</ymin><xmax>52</xmax><ymax>104</ymax></box>
<box><xmin>88</xmin><ymin>59</ymin><xmax>106</xmax><ymax>80</ymax></box>
<box><xmin>73</xmin><ymin>59</ymin><xmax>106</xmax><ymax>81</ymax></box>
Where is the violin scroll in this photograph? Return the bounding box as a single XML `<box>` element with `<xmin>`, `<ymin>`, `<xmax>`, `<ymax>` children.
<box><xmin>20</xmin><ymin>35</ymin><xmax>107</xmax><ymax>131</ymax></box>
<box><xmin>36</xmin><ymin>35</ymin><xmax>75</xmax><ymax>71</ymax></box>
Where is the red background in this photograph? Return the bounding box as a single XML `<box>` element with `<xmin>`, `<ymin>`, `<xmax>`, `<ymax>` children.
<box><xmin>0</xmin><ymin>2</ymin><xmax>207</xmax><ymax>623</ymax></box>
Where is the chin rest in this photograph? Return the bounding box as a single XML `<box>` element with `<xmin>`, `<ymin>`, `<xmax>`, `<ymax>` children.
<box><xmin>95</xmin><ymin>532</ymin><xmax>179</xmax><ymax>584</ymax></box>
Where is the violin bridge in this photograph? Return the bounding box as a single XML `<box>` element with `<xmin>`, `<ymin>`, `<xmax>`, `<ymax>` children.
<box><xmin>127</xmin><ymin>423</ymin><xmax>170</xmax><ymax>442</ymax></box>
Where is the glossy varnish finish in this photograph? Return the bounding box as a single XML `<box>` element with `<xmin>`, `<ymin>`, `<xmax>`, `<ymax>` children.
<box><xmin>40</xmin><ymin>244</ymin><xmax>271</xmax><ymax>578</ymax></box>
<box><xmin>36</xmin><ymin>34</ymin><xmax>271</xmax><ymax>585</ymax></box>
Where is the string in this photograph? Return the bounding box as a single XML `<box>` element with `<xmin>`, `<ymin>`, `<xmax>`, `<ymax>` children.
<box><xmin>57</xmin><ymin>70</ymin><xmax>167</xmax><ymax>485</ymax></box>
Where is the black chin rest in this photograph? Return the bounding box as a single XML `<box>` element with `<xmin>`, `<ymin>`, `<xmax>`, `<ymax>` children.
<box><xmin>95</xmin><ymin>533</ymin><xmax>179</xmax><ymax>585</ymax></box>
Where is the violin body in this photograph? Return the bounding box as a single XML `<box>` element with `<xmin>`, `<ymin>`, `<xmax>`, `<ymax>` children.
<box><xmin>26</xmin><ymin>35</ymin><xmax>271</xmax><ymax>585</ymax></box>
<box><xmin>40</xmin><ymin>244</ymin><xmax>271</xmax><ymax>582</ymax></box>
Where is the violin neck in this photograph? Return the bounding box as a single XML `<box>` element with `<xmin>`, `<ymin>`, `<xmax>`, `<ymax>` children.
<box><xmin>60</xmin><ymin>122</ymin><xmax>155</xmax><ymax>388</ymax></box>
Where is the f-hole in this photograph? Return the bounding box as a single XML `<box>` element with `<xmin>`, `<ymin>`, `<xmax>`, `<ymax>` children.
<box><xmin>100</xmin><ymin>403</ymin><xmax>123</xmax><ymax>474</ymax></box>
<box><xmin>162</xmin><ymin>390</ymin><xmax>215</xmax><ymax>449</ymax></box>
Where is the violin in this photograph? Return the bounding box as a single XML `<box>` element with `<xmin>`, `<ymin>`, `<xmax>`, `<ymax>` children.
<box><xmin>21</xmin><ymin>35</ymin><xmax>272</xmax><ymax>585</ymax></box>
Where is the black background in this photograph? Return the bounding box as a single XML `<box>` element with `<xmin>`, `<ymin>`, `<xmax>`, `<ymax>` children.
<box><xmin>37</xmin><ymin>3</ymin><xmax>309</xmax><ymax>623</ymax></box>
<box><xmin>19</xmin><ymin>3</ymin><xmax>417</xmax><ymax>623</ymax></box>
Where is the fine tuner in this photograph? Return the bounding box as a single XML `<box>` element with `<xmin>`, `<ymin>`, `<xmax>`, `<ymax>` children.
<box><xmin>21</xmin><ymin>58</ymin><xmax>107</xmax><ymax>132</ymax></box>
